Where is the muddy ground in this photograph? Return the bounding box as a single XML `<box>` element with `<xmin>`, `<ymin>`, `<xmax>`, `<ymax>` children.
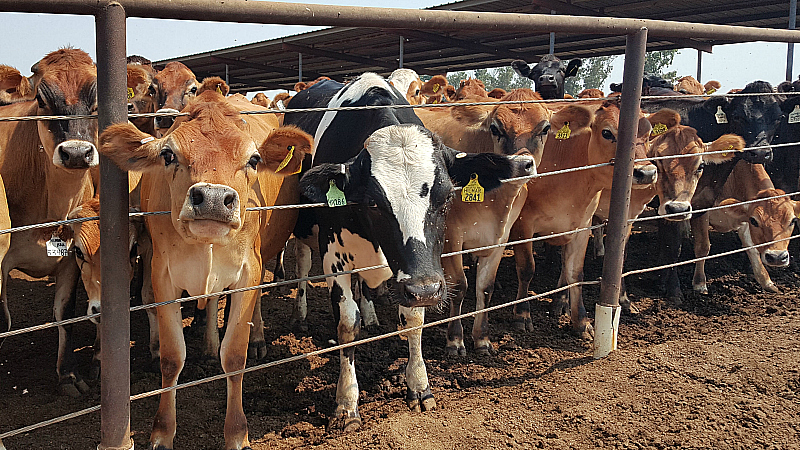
<box><xmin>1</xmin><ymin>218</ymin><xmax>799</xmax><ymax>449</ymax></box>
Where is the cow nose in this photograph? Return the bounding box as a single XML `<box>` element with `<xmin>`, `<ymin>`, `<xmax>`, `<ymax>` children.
<box><xmin>512</xmin><ymin>154</ymin><xmax>536</xmax><ymax>177</ymax></box>
<box><xmin>88</xmin><ymin>303</ymin><xmax>101</xmax><ymax>324</ymax></box>
<box><xmin>154</xmin><ymin>108</ymin><xmax>179</xmax><ymax>130</ymax></box>
<box><xmin>538</xmin><ymin>74</ymin><xmax>555</xmax><ymax>84</ymax></box>
<box><xmin>128</xmin><ymin>102</ymin><xmax>135</xmax><ymax>113</ymax></box>
<box><xmin>401</xmin><ymin>280</ymin><xmax>444</xmax><ymax>308</ymax></box>
<box><xmin>187</xmin><ymin>183</ymin><xmax>239</xmax><ymax>220</ymax></box>
<box><xmin>55</xmin><ymin>140</ymin><xmax>98</xmax><ymax>169</ymax></box>
<box><xmin>663</xmin><ymin>201</ymin><xmax>692</xmax><ymax>220</ymax></box>
<box><xmin>632</xmin><ymin>164</ymin><xmax>657</xmax><ymax>185</ymax></box>
<box><xmin>763</xmin><ymin>250</ymin><xmax>790</xmax><ymax>267</ymax></box>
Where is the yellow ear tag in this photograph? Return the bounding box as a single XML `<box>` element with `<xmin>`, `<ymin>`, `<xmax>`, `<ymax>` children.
<box><xmin>275</xmin><ymin>145</ymin><xmax>294</xmax><ymax>172</ymax></box>
<box><xmin>461</xmin><ymin>173</ymin><xmax>484</xmax><ymax>203</ymax></box>
<box><xmin>715</xmin><ymin>106</ymin><xmax>728</xmax><ymax>124</ymax></box>
<box><xmin>432</xmin><ymin>83</ymin><xmax>440</xmax><ymax>93</ymax></box>
<box><xmin>127</xmin><ymin>87</ymin><xmax>135</xmax><ymax>100</ymax></box>
<box><xmin>722</xmin><ymin>144</ymin><xmax>734</xmax><ymax>157</ymax></box>
<box><xmin>651</xmin><ymin>123</ymin><xmax>667</xmax><ymax>136</ymax></box>
<box><xmin>216</xmin><ymin>85</ymin><xmax>223</xmax><ymax>95</ymax></box>
<box><xmin>555</xmin><ymin>122</ymin><xmax>571</xmax><ymax>140</ymax></box>
<box><xmin>705</xmin><ymin>87</ymin><xmax>716</xmax><ymax>95</ymax></box>
<box><xmin>788</xmin><ymin>105</ymin><xmax>800</xmax><ymax>124</ymax></box>
<box><xmin>326</xmin><ymin>180</ymin><xmax>347</xmax><ymax>207</ymax></box>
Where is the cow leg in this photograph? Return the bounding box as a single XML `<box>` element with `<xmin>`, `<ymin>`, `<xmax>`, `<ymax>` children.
<box><xmin>400</xmin><ymin>305</ymin><xmax>435</xmax><ymax>412</ymax></box>
<box><xmin>90</xmin><ymin>324</ymin><xmax>101</xmax><ymax>380</ymax></box>
<box><xmin>562</xmin><ymin>230</ymin><xmax>593</xmax><ymax>339</ymax></box>
<box><xmin>248</xmin><ymin>293</ymin><xmax>267</xmax><ymax>360</ymax></box>
<box><xmin>658</xmin><ymin>219</ymin><xmax>684</xmax><ymax>302</ymax></box>
<box><xmin>291</xmin><ymin>240</ymin><xmax>312</xmax><ymax>332</ymax></box>
<box><xmin>592</xmin><ymin>219</ymin><xmax>605</xmax><ymax>257</ymax></box>
<box><xmin>691</xmin><ymin>215</ymin><xmax>711</xmax><ymax>294</ymax></box>
<box><xmin>329</xmin><ymin>272</ymin><xmax>362</xmax><ymax>432</ymax></box>
<box><xmin>472</xmin><ymin>250</ymin><xmax>504</xmax><ymax>355</ymax></box>
<box><xmin>443</xmin><ymin>252</ymin><xmax>467</xmax><ymax>356</ymax></box>
<box><xmin>1</xmin><ymin>261</ymin><xmax>11</xmax><ymax>332</ymax></box>
<box><xmin>357</xmin><ymin>277</ymin><xmax>380</xmax><ymax>329</ymax></box>
<box><xmin>149</xmin><ymin>283</ymin><xmax>185</xmax><ymax>450</ymax></box>
<box><xmin>511</xmin><ymin>221</ymin><xmax>535</xmax><ymax>331</ymax></box>
<box><xmin>53</xmin><ymin>258</ymin><xmax>88</xmax><ymax>397</ymax></box>
<box><xmin>618</xmin><ymin>228</ymin><xmax>639</xmax><ymax>315</ymax></box>
<box><xmin>272</xmin><ymin>240</ymin><xmax>288</xmax><ymax>294</ymax></box>
<box><xmin>738</xmin><ymin>225</ymin><xmax>779</xmax><ymax>292</ymax></box>
<box><xmin>199</xmin><ymin>296</ymin><xmax>220</xmax><ymax>363</ymax></box>
<box><xmin>139</xmin><ymin>237</ymin><xmax>160</xmax><ymax>366</ymax></box>
<box><xmin>221</xmin><ymin>283</ymin><xmax>259</xmax><ymax>450</ymax></box>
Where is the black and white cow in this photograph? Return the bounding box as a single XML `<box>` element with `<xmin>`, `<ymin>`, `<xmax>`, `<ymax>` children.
<box><xmin>284</xmin><ymin>73</ymin><xmax>535</xmax><ymax>430</ymax></box>
<box><xmin>511</xmin><ymin>55</ymin><xmax>581</xmax><ymax>99</ymax></box>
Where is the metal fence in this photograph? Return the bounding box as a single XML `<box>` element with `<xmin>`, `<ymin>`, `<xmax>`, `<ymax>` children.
<box><xmin>2</xmin><ymin>1</ymin><xmax>800</xmax><ymax>449</ymax></box>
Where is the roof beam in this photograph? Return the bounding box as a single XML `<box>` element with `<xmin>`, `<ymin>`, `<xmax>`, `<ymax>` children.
<box><xmin>209</xmin><ymin>55</ymin><xmax>326</xmax><ymax>82</ymax></box>
<box><xmin>531</xmin><ymin>0</ymin><xmax>713</xmax><ymax>53</ymax></box>
<box><xmin>281</xmin><ymin>42</ymin><xmax>438</xmax><ymax>76</ymax></box>
<box><xmin>383</xmin><ymin>29</ymin><xmax>539</xmax><ymax>63</ymax></box>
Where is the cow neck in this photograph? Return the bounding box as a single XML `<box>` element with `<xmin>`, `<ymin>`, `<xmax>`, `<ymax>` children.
<box><xmin>722</xmin><ymin>161</ymin><xmax>775</xmax><ymax>202</ymax></box>
<box><xmin>693</xmin><ymin>159</ymin><xmax>739</xmax><ymax>210</ymax></box>
<box><xmin>0</xmin><ymin>101</ymin><xmax>94</xmax><ymax>226</ymax></box>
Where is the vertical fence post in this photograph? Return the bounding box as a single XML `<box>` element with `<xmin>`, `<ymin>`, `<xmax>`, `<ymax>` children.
<box><xmin>95</xmin><ymin>2</ymin><xmax>132</xmax><ymax>449</ymax></box>
<box><xmin>594</xmin><ymin>27</ymin><xmax>647</xmax><ymax>359</ymax></box>
<box><xmin>787</xmin><ymin>0</ymin><xmax>797</xmax><ymax>81</ymax></box>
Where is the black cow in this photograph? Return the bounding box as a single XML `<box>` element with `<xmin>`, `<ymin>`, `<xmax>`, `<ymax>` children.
<box><xmin>511</xmin><ymin>55</ymin><xmax>581</xmax><ymax>99</ymax></box>
<box><xmin>651</xmin><ymin>81</ymin><xmax>782</xmax><ymax>300</ymax></box>
<box><xmin>284</xmin><ymin>73</ymin><xmax>535</xmax><ymax>431</ymax></box>
<box><xmin>769</xmin><ymin>80</ymin><xmax>800</xmax><ymax>194</ymax></box>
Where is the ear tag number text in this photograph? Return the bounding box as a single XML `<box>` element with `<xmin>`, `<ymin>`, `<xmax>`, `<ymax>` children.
<box><xmin>47</xmin><ymin>236</ymin><xmax>69</xmax><ymax>257</ymax></box>
<box><xmin>461</xmin><ymin>173</ymin><xmax>484</xmax><ymax>203</ymax></box>
<box><xmin>326</xmin><ymin>180</ymin><xmax>347</xmax><ymax>207</ymax></box>
<box><xmin>715</xmin><ymin>106</ymin><xmax>728</xmax><ymax>124</ymax></box>
<box><xmin>789</xmin><ymin>105</ymin><xmax>800</xmax><ymax>124</ymax></box>
<box><xmin>555</xmin><ymin>122</ymin><xmax>571</xmax><ymax>140</ymax></box>
<box><xmin>651</xmin><ymin>123</ymin><xmax>667</xmax><ymax>136</ymax></box>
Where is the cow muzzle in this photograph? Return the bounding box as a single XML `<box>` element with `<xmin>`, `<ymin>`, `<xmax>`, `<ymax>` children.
<box><xmin>154</xmin><ymin>108</ymin><xmax>179</xmax><ymax>133</ymax></box>
<box><xmin>87</xmin><ymin>300</ymin><xmax>101</xmax><ymax>325</ymax></box>
<box><xmin>511</xmin><ymin>153</ymin><xmax>536</xmax><ymax>179</ymax></box>
<box><xmin>180</xmin><ymin>183</ymin><xmax>241</xmax><ymax>238</ymax></box>
<box><xmin>54</xmin><ymin>140</ymin><xmax>98</xmax><ymax>169</ymax></box>
<box><xmin>660</xmin><ymin>201</ymin><xmax>692</xmax><ymax>221</ymax></box>
<box><xmin>742</xmin><ymin>134</ymin><xmax>773</xmax><ymax>163</ymax></box>
<box><xmin>632</xmin><ymin>164</ymin><xmax>657</xmax><ymax>186</ymax></box>
<box><xmin>762</xmin><ymin>249</ymin><xmax>790</xmax><ymax>267</ymax></box>
<box><xmin>400</xmin><ymin>278</ymin><xmax>445</xmax><ymax>308</ymax></box>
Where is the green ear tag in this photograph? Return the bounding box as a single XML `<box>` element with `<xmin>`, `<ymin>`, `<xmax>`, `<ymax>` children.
<box><xmin>326</xmin><ymin>180</ymin><xmax>347</xmax><ymax>207</ymax></box>
<box><xmin>651</xmin><ymin>123</ymin><xmax>667</xmax><ymax>136</ymax></box>
<box><xmin>461</xmin><ymin>173</ymin><xmax>484</xmax><ymax>203</ymax></box>
<box><xmin>555</xmin><ymin>122</ymin><xmax>571</xmax><ymax>140</ymax></box>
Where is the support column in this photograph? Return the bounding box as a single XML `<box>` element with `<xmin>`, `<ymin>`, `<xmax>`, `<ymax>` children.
<box><xmin>298</xmin><ymin>52</ymin><xmax>303</xmax><ymax>83</ymax></box>
<box><xmin>549</xmin><ymin>10</ymin><xmax>556</xmax><ymax>54</ymax></box>
<box><xmin>788</xmin><ymin>0</ymin><xmax>797</xmax><ymax>81</ymax></box>
<box><xmin>595</xmin><ymin>28</ymin><xmax>647</xmax><ymax>359</ymax></box>
<box><xmin>95</xmin><ymin>2</ymin><xmax>132</xmax><ymax>449</ymax></box>
<box><xmin>399</xmin><ymin>35</ymin><xmax>404</xmax><ymax>68</ymax></box>
<box><xmin>696</xmin><ymin>49</ymin><xmax>702</xmax><ymax>82</ymax></box>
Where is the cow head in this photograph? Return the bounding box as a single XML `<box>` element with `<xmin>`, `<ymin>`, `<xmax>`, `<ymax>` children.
<box><xmin>511</xmin><ymin>55</ymin><xmax>581</xmax><ymax>100</ymax></box>
<box><xmin>0</xmin><ymin>65</ymin><xmax>33</xmax><ymax>104</ymax></box>
<box><xmin>127</xmin><ymin>64</ymin><xmax>157</xmax><ymax>135</ymax></box>
<box><xmin>485</xmin><ymin>88</ymin><xmax>551</xmax><ymax>163</ymax></box>
<box><xmin>724</xmin><ymin>81</ymin><xmax>781</xmax><ymax>163</ymax></box>
<box><xmin>153</xmin><ymin>61</ymin><xmax>199</xmax><ymax>135</ymax></box>
<box><xmin>721</xmin><ymin>189</ymin><xmax>800</xmax><ymax>267</ymax></box>
<box><xmin>453</xmin><ymin>78</ymin><xmax>491</xmax><ymax>101</ymax></box>
<box><xmin>28</xmin><ymin>48</ymin><xmax>99</xmax><ymax>170</ymax></box>
<box><xmin>388</xmin><ymin>68</ymin><xmax>425</xmax><ymax>105</ymax></box>
<box><xmin>67</xmin><ymin>198</ymin><xmax>139</xmax><ymax>324</ymax></box>
<box><xmin>99</xmin><ymin>91</ymin><xmax>312</xmax><ymax>245</ymax></box>
<box><xmin>648</xmin><ymin>109</ymin><xmax>743</xmax><ymax>220</ymax></box>
<box><xmin>251</xmin><ymin>92</ymin><xmax>271</xmax><ymax>108</ymax></box>
<box><xmin>300</xmin><ymin>124</ymin><xmax>534</xmax><ymax>308</ymax></box>
<box><xmin>419</xmin><ymin>75</ymin><xmax>450</xmax><ymax>104</ymax></box>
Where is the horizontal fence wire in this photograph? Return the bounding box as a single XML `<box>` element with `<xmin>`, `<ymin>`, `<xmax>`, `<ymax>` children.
<box><xmin>630</xmin><ymin>190</ymin><xmax>800</xmax><ymax>223</ymax></box>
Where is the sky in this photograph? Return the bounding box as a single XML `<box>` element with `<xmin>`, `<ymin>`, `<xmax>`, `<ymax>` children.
<box><xmin>0</xmin><ymin>0</ymin><xmax>798</xmax><ymax>98</ymax></box>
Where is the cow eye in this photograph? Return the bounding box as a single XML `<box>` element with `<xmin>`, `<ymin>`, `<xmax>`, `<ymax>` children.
<box><xmin>148</xmin><ymin>85</ymin><xmax>156</xmax><ymax>96</ymax></box>
<box><xmin>35</xmin><ymin>94</ymin><xmax>46</xmax><ymax>109</ymax></box>
<box><xmin>189</xmin><ymin>86</ymin><xmax>198</xmax><ymax>95</ymax></box>
<box><xmin>490</xmin><ymin>123</ymin><xmax>503</xmax><ymax>138</ymax></box>
<box><xmin>247</xmin><ymin>154</ymin><xmax>261</xmax><ymax>170</ymax></box>
<box><xmin>697</xmin><ymin>162</ymin><xmax>705</xmax><ymax>173</ymax></box>
<box><xmin>74</xmin><ymin>246</ymin><xmax>84</xmax><ymax>260</ymax></box>
<box><xmin>749</xmin><ymin>217</ymin><xmax>759</xmax><ymax>227</ymax></box>
<box><xmin>602</xmin><ymin>129</ymin><xmax>616</xmax><ymax>142</ymax></box>
<box><xmin>160</xmin><ymin>147</ymin><xmax>176</xmax><ymax>166</ymax></box>
<box><xmin>540</xmin><ymin>124</ymin><xmax>551</xmax><ymax>135</ymax></box>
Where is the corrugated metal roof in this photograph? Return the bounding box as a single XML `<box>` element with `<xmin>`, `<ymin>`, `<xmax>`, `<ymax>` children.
<box><xmin>154</xmin><ymin>0</ymin><xmax>796</xmax><ymax>93</ymax></box>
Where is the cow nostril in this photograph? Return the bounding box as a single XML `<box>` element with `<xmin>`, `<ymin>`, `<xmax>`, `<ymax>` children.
<box><xmin>84</xmin><ymin>148</ymin><xmax>94</xmax><ymax>162</ymax></box>
<box><xmin>223</xmin><ymin>192</ymin><xmax>236</xmax><ymax>209</ymax></box>
<box><xmin>128</xmin><ymin>103</ymin><xmax>134</xmax><ymax>112</ymax></box>
<box><xmin>91</xmin><ymin>305</ymin><xmax>100</xmax><ymax>315</ymax></box>
<box><xmin>191</xmin><ymin>188</ymin><xmax>204</xmax><ymax>206</ymax></box>
<box><xmin>58</xmin><ymin>147</ymin><xmax>70</xmax><ymax>163</ymax></box>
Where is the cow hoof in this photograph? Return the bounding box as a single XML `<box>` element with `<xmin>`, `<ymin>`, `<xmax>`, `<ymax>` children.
<box><xmin>551</xmin><ymin>298</ymin><xmax>569</xmax><ymax>317</ymax></box>
<box><xmin>407</xmin><ymin>387</ymin><xmax>436</xmax><ymax>412</ymax></box>
<box><xmin>693</xmin><ymin>284</ymin><xmax>709</xmax><ymax>295</ymax></box>
<box><xmin>620</xmin><ymin>298</ymin><xmax>640</xmax><ymax>315</ymax></box>
<box><xmin>148</xmin><ymin>444</ymin><xmax>172</xmax><ymax>450</ymax></box>
<box><xmin>328</xmin><ymin>409</ymin><xmax>361</xmax><ymax>433</ymax></box>
<box><xmin>445</xmin><ymin>345</ymin><xmax>466</xmax><ymax>357</ymax></box>
<box><xmin>248</xmin><ymin>340</ymin><xmax>268</xmax><ymax>360</ymax></box>
<box><xmin>290</xmin><ymin>318</ymin><xmax>310</xmax><ymax>334</ymax></box>
<box><xmin>764</xmin><ymin>282</ymin><xmax>780</xmax><ymax>293</ymax></box>
<box><xmin>510</xmin><ymin>318</ymin><xmax>526</xmax><ymax>331</ymax></box>
<box><xmin>59</xmin><ymin>374</ymin><xmax>90</xmax><ymax>398</ymax></box>
<box><xmin>572</xmin><ymin>321</ymin><xmax>594</xmax><ymax>340</ymax></box>
<box><xmin>474</xmin><ymin>345</ymin><xmax>496</xmax><ymax>356</ymax></box>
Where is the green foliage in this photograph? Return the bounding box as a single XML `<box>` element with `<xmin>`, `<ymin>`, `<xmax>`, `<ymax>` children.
<box><xmin>644</xmin><ymin>49</ymin><xmax>679</xmax><ymax>83</ymax></box>
<box><xmin>564</xmin><ymin>55</ymin><xmax>616</xmax><ymax>96</ymax></box>
<box><xmin>447</xmin><ymin>66</ymin><xmax>533</xmax><ymax>91</ymax></box>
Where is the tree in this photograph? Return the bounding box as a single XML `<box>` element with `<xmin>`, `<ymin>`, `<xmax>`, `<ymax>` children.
<box><xmin>644</xmin><ymin>49</ymin><xmax>679</xmax><ymax>83</ymax></box>
<box><xmin>446</xmin><ymin>66</ymin><xmax>533</xmax><ymax>92</ymax></box>
<box><xmin>564</xmin><ymin>55</ymin><xmax>617</xmax><ymax>96</ymax></box>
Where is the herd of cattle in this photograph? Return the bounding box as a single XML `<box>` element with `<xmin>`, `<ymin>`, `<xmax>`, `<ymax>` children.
<box><xmin>1</xmin><ymin>48</ymin><xmax>800</xmax><ymax>449</ymax></box>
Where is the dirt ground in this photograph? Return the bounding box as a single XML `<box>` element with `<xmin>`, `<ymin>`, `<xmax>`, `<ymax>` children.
<box><xmin>1</xmin><ymin>218</ymin><xmax>799</xmax><ymax>449</ymax></box>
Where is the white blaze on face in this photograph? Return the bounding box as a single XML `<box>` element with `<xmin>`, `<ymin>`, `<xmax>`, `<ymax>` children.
<box><xmin>387</xmin><ymin>68</ymin><xmax>420</xmax><ymax>99</ymax></box>
<box><xmin>313</xmin><ymin>73</ymin><xmax>400</xmax><ymax>159</ymax></box>
<box><xmin>366</xmin><ymin>125</ymin><xmax>437</xmax><ymax>246</ymax></box>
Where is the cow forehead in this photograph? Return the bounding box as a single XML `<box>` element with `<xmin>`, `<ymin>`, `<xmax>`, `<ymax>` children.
<box><xmin>169</xmin><ymin>122</ymin><xmax>255</xmax><ymax>165</ymax></box>
<box><xmin>39</xmin><ymin>69</ymin><xmax>97</xmax><ymax>104</ymax></box>
<box><xmin>366</xmin><ymin>125</ymin><xmax>439</xmax><ymax>245</ymax></box>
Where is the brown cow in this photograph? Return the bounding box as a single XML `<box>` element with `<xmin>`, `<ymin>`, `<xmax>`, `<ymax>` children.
<box><xmin>419</xmin><ymin>74</ymin><xmax>452</xmax><ymax>104</ymax></box>
<box><xmin>250</xmin><ymin>92</ymin><xmax>270</xmax><ymax>107</ymax></box>
<box><xmin>674</xmin><ymin>75</ymin><xmax>722</xmax><ymax>95</ymax></box>
<box><xmin>99</xmin><ymin>89</ymin><xmax>311</xmax><ymax>450</ymax></box>
<box><xmin>453</xmin><ymin>78</ymin><xmax>497</xmax><ymax>101</ymax></box>
<box><xmin>418</xmin><ymin>88</ymin><xmax>550</xmax><ymax>355</ymax></box>
<box><xmin>509</xmin><ymin>102</ymin><xmax>655</xmax><ymax>338</ymax></box>
<box><xmin>692</xmin><ymin>164</ymin><xmax>799</xmax><ymax>294</ymax></box>
<box><xmin>153</xmin><ymin>61</ymin><xmax>199</xmax><ymax>135</ymax></box>
<box><xmin>0</xmin><ymin>48</ymin><xmax>98</xmax><ymax>396</ymax></box>
<box><xmin>0</xmin><ymin>65</ymin><xmax>33</xmax><ymax>104</ymax></box>
<box><xmin>577</xmin><ymin>88</ymin><xmax>605</xmax><ymax>99</ymax></box>
<box><xmin>0</xmin><ymin>175</ymin><xmax>9</xmax><ymax>450</ymax></box>
<box><xmin>388</xmin><ymin>68</ymin><xmax>425</xmax><ymax>105</ymax></box>
<box><xmin>127</xmin><ymin>63</ymin><xmax>158</xmax><ymax>136</ymax></box>
<box><xmin>293</xmin><ymin>76</ymin><xmax>331</xmax><ymax>93</ymax></box>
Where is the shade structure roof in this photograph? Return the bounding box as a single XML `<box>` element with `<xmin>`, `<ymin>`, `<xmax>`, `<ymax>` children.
<box><xmin>154</xmin><ymin>0</ymin><xmax>797</xmax><ymax>93</ymax></box>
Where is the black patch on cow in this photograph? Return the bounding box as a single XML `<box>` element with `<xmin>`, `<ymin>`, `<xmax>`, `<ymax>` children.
<box><xmin>331</xmin><ymin>264</ymin><xmax>338</xmax><ymax>274</ymax></box>
<box><xmin>399</xmin><ymin>313</ymin><xmax>407</xmax><ymax>327</ymax></box>
<box><xmin>298</xmin><ymin>288</ymin><xmax>305</xmax><ymax>298</ymax></box>
<box><xmin>419</xmin><ymin>182</ymin><xmax>429</xmax><ymax>198</ymax></box>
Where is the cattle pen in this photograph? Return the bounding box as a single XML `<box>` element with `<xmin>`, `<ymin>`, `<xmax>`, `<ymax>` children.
<box><xmin>1</xmin><ymin>1</ymin><xmax>800</xmax><ymax>449</ymax></box>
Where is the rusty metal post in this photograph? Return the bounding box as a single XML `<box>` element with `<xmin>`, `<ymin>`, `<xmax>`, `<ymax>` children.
<box><xmin>96</xmin><ymin>2</ymin><xmax>132</xmax><ymax>449</ymax></box>
<box><xmin>594</xmin><ymin>27</ymin><xmax>647</xmax><ymax>359</ymax></box>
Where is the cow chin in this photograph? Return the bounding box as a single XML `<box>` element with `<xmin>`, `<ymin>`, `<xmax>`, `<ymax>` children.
<box><xmin>185</xmin><ymin>219</ymin><xmax>235</xmax><ymax>243</ymax></box>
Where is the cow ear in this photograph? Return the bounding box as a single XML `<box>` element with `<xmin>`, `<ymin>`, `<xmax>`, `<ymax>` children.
<box><xmin>299</xmin><ymin>154</ymin><xmax>368</xmax><ymax>204</ymax></box>
<box><xmin>258</xmin><ymin>125</ymin><xmax>313</xmax><ymax>175</ymax></box>
<box><xmin>702</xmin><ymin>96</ymin><xmax>728</xmax><ymax>115</ymax></box>
<box><xmin>719</xmin><ymin>198</ymin><xmax>749</xmax><ymax>222</ymax></box>
<box><xmin>793</xmin><ymin>200</ymin><xmax>800</xmax><ymax>219</ymax></box>
<box><xmin>421</xmin><ymin>75</ymin><xmax>448</xmax><ymax>97</ymax></box>
<box><xmin>442</xmin><ymin>147</ymin><xmax>520</xmax><ymax>193</ymax></box>
<box><xmin>511</xmin><ymin>60</ymin><xmax>531</xmax><ymax>78</ymax></box>
<box><xmin>637</xmin><ymin>117</ymin><xmax>653</xmax><ymax>139</ymax></box>
<box><xmin>703</xmin><ymin>134</ymin><xmax>745</xmax><ymax>164</ymax></box>
<box><xmin>565</xmin><ymin>59</ymin><xmax>582</xmax><ymax>78</ymax></box>
<box><xmin>550</xmin><ymin>104</ymin><xmax>593</xmax><ymax>132</ymax></box>
<box><xmin>99</xmin><ymin>122</ymin><xmax>163</xmax><ymax>171</ymax></box>
<box><xmin>0</xmin><ymin>65</ymin><xmax>33</xmax><ymax>99</ymax></box>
